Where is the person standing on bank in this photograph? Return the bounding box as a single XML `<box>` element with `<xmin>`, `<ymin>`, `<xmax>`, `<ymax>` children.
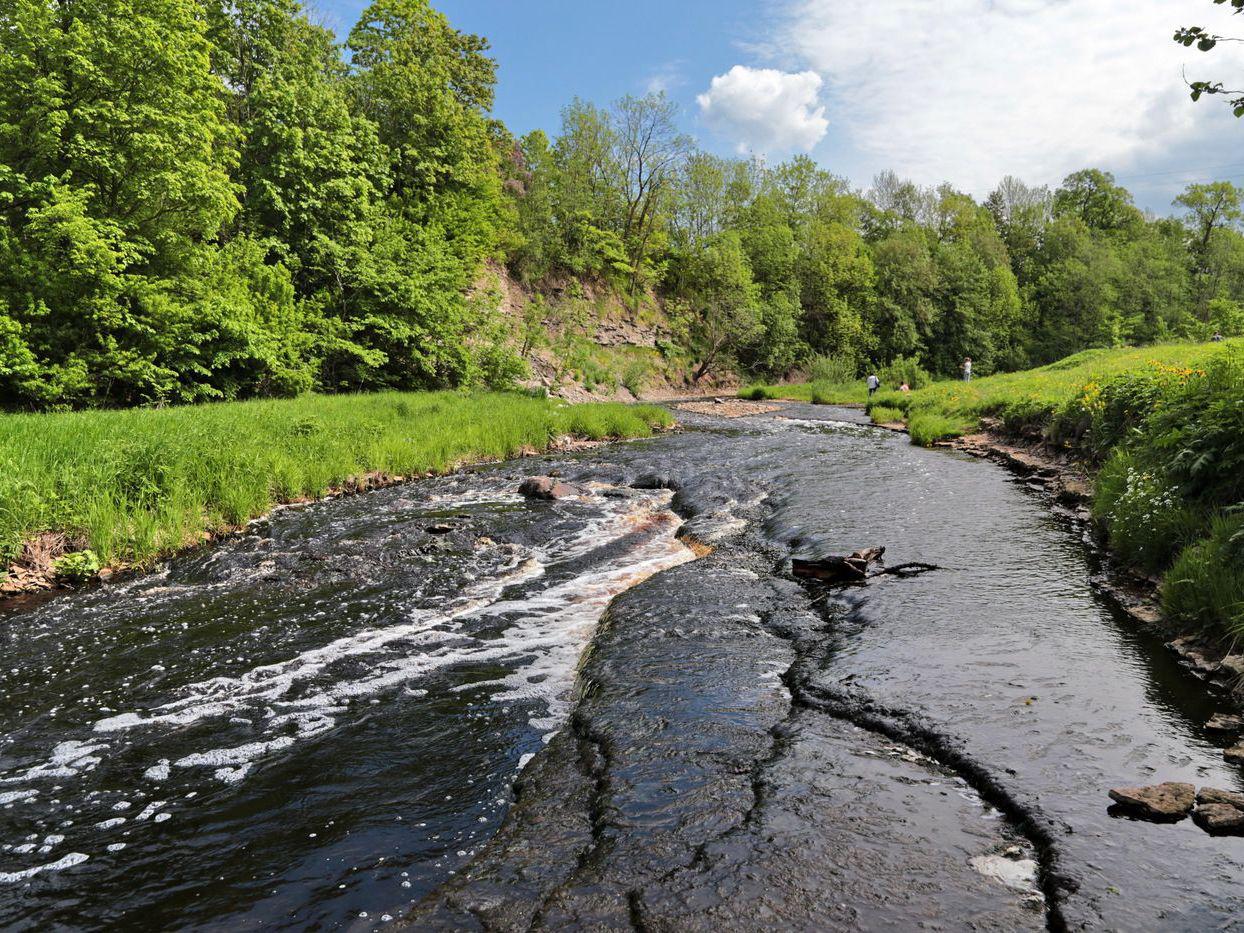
<box><xmin>866</xmin><ymin>372</ymin><xmax>881</xmax><ymax>397</ymax></box>
<box><xmin>962</xmin><ymin>357</ymin><xmax>973</xmax><ymax>382</ymax></box>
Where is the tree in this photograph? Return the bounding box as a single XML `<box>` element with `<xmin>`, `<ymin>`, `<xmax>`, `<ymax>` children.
<box><xmin>612</xmin><ymin>93</ymin><xmax>690</xmax><ymax>294</ymax></box>
<box><xmin>1053</xmin><ymin>170</ymin><xmax>1143</xmax><ymax>235</ymax></box>
<box><xmin>677</xmin><ymin>232</ymin><xmax>761</xmax><ymax>381</ymax></box>
<box><xmin>0</xmin><ymin>0</ymin><xmax>239</xmax><ymax>406</ymax></box>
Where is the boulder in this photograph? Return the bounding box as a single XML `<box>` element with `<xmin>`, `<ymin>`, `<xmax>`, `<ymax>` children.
<box><xmin>1107</xmin><ymin>782</ymin><xmax>1195</xmax><ymax>821</ymax></box>
<box><xmin>1204</xmin><ymin>714</ymin><xmax>1244</xmax><ymax>735</ymax></box>
<box><xmin>1193</xmin><ymin>803</ymin><xmax>1244</xmax><ymax>835</ymax></box>
<box><xmin>424</xmin><ymin>523</ymin><xmax>455</xmax><ymax>535</ymax></box>
<box><xmin>518</xmin><ymin>477</ymin><xmax>578</xmax><ymax>501</ymax></box>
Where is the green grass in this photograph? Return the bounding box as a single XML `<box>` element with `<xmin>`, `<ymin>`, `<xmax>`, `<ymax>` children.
<box><xmin>738</xmin><ymin>381</ymin><xmax>867</xmax><ymax>405</ymax></box>
<box><xmin>0</xmin><ymin>391</ymin><xmax>672</xmax><ymax>574</ymax></box>
<box><xmin>867</xmin><ymin>340</ymin><xmax>1244</xmax><ymax>445</ymax></box>
<box><xmin>868</xmin><ymin>405</ymin><xmax>904</xmax><ymax>426</ymax></box>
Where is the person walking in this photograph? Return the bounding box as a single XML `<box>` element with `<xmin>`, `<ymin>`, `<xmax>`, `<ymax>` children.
<box><xmin>962</xmin><ymin>357</ymin><xmax>973</xmax><ymax>382</ymax></box>
<box><xmin>866</xmin><ymin>373</ymin><xmax>881</xmax><ymax>398</ymax></box>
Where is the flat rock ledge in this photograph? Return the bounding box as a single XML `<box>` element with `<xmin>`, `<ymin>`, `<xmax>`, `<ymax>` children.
<box><xmin>1107</xmin><ymin>782</ymin><xmax>1195</xmax><ymax>822</ymax></box>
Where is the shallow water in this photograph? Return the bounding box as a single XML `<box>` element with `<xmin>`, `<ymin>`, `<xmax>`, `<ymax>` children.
<box><xmin>3</xmin><ymin>404</ymin><xmax>1243</xmax><ymax>930</ymax></box>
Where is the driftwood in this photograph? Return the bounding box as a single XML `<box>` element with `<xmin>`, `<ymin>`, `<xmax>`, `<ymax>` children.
<box><xmin>792</xmin><ymin>546</ymin><xmax>942</xmax><ymax>585</ymax></box>
<box><xmin>792</xmin><ymin>546</ymin><xmax>886</xmax><ymax>584</ymax></box>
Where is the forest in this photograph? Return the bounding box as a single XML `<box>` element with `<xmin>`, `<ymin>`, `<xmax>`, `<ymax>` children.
<box><xmin>2</xmin><ymin>0</ymin><xmax>1244</xmax><ymax>411</ymax></box>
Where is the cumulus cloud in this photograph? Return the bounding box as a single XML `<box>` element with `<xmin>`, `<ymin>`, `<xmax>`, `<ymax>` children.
<box><xmin>697</xmin><ymin>65</ymin><xmax>829</xmax><ymax>155</ymax></box>
<box><xmin>774</xmin><ymin>0</ymin><xmax>1244</xmax><ymax>195</ymax></box>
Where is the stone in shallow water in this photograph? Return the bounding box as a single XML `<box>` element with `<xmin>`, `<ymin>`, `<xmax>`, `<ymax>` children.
<box><xmin>1204</xmin><ymin>714</ymin><xmax>1244</xmax><ymax>735</ymax></box>
<box><xmin>1107</xmin><ymin>782</ymin><xmax>1194</xmax><ymax>821</ymax></box>
<box><xmin>1193</xmin><ymin>803</ymin><xmax>1244</xmax><ymax>836</ymax></box>
<box><xmin>1197</xmin><ymin>787</ymin><xmax>1244</xmax><ymax>810</ymax></box>
<box><xmin>518</xmin><ymin>476</ymin><xmax>577</xmax><ymax>500</ymax></box>
<box><xmin>1223</xmin><ymin>745</ymin><xmax>1244</xmax><ymax>764</ymax></box>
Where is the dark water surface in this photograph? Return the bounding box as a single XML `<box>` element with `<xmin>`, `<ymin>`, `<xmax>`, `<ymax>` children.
<box><xmin>2</xmin><ymin>405</ymin><xmax>1242</xmax><ymax>930</ymax></box>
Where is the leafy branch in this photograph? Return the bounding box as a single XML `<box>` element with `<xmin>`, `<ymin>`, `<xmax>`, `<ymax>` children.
<box><xmin>1175</xmin><ymin>0</ymin><xmax>1244</xmax><ymax>117</ymax></box>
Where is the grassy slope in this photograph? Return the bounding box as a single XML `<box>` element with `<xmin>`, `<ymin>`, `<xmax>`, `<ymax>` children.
<box><xmin>0</xmin><ymin>392</ymin><xmax>672</xmax><ymax>576</ymax></box>
<box><xmin>867</xmin><ymin>341</ymin><xmax>1243</xmax><ymax>444</ymax></box>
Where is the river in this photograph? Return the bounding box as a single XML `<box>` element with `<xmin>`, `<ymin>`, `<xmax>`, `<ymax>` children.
<box><xmin>2</xmin><ymin>404</ymin><xmax>1242</xmax><ymax>930</ymax></box>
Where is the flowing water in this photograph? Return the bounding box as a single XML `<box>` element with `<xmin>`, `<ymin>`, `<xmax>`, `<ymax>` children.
<box><xmin>2</xmin><ymin>404</ymin><xmax>1243</xmax><ymax>930</ymax></box>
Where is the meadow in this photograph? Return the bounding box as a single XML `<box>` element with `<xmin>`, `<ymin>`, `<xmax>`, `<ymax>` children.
<box><xmin>0</xmin><ymin>393</ymin><xmax>672</xmax><ymax>581</ymax></box>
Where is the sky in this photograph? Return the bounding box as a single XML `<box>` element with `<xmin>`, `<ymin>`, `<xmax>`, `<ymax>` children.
<box><xmin>312</xmin><ymin>0</ymin><xmax>1244</xmax><ymax>214</ymax></box>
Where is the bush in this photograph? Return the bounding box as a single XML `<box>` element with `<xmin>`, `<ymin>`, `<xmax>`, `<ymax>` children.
<box><xmin>739</xmin><ymin>385</ymin><xmax>770</xmax><ymax>401</ymax></box>
<box><xmin>1093</xmin><ymin>452</ymin><xmax>1206</xmax><ymax>573</ymax></box>
<box><xmin>53</xmin><ymin>549</ymin><xmax>101</xmax><ymax>583</ymax></box>
<box><xmin>878</xmin><ymin>354</ymin><xmax>932</xmax><ymax>390</ymax></box>
<box><xmin>807</xmin><ymin>354</ymin><xmax>858</xmax><ymax>385</ymax></box>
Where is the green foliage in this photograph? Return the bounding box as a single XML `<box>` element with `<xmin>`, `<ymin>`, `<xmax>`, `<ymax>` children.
<box><xmin>53</xmin><ymin>550</ymin><xmax>102</xmax><ymax>584</ymax></box>
<box><xmin>907</xmin><ymin>411</ymin><xmax>978</xmax><ymax>447</ymax></box>
<box><xmin>807</xmin><ymin>354</ymin><xmax>858</xmax><ymax>385</ymax></box>
<box><xmin>869</xmin><ymin>405</ymin><xmax>904</xmax><ymax>425</ymax></box>
<box><xmin>878</xmin><ymin>354</ymin><xmax>932</xmax><ymax>390</ymax></box>
<box><xmin>1164</xmin><ymin>513</ymin><xmax>1244</xmax><ymax>636</ymax></box>
<box><xmin>1093</xmin><ymin>452</ymin><xmax>1207</xmax><ymax>572</ymax></box>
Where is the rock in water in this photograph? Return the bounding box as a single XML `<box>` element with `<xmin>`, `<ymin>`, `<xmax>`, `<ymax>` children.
<box><xmin>1193</xmin><ymin>803</ymin><xmax>1244</xmax><ymax>835</ymax></box>
<box><xmin>1204</xmin><ymin>714</ymin><xmax>1244</xmax><ymax>735</ymax></box>
<box><xmin>1223</xmin><ymin>745</ymin><xmax>1244</xmax><ymax>764</ymax></box>
<box><xmin>1197</xmin><ymin>787</ymin><xmax>1244</xmax><ymax>810</ymax></box>
<box><xmin>1107</xmin><ymin>782</ymin><xmax>1195</xmax><ymax>821</ymax></box>
<box><xmin>518</xmin><ymin>477</ymin><xmax>577</xmax><ymax>501</ymax></box>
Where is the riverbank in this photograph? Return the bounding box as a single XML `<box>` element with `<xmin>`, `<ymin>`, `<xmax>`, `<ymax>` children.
<box><xmin>0</xmin><ymin>392</ymin><xmax>673</xmax><ymax>595</ymax></box>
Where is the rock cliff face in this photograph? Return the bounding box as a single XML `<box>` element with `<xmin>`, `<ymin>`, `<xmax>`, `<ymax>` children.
<box><xmin>474</xmin><ymin>262</ymin><xmax>739</xmax><ymax>402</ymax></box>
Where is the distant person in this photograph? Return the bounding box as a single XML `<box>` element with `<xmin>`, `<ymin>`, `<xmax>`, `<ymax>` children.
<box><xmin>962</xmin><ymin>357</ymin><xmax>973</xmax><ymax>382</ymax></box>
<box><xmin>1212</xmin><ymin>331</ymin><xmax>1225</xmax><ymax>342</ymax></box>
<box><xmin>899</xmin><ymin>382</ymin><xmax>911</xmax><ymax>393</ymax></box>
<box><xmin>866</xmin><ymin>373</ymin><xmax>881</xmax><ymax>398</ymax></box>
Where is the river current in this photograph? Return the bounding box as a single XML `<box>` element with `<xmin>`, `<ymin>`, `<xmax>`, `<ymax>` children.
<box><xmin>2</xmin><ymin>404</ymin><xmax>1242</xmax><ymax>930</ymax></box>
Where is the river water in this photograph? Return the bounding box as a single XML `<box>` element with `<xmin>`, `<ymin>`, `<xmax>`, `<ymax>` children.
<box><xmin>2</xmin><ymin>404</ymin><xmax>1242</xmax><ymax>930</ymax></box>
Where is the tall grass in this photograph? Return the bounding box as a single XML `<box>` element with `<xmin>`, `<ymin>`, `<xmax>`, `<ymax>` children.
<box><xmin>0</xmin><ymin>392</ymin><xmax>672</xmax><ymax>570</ymax></box>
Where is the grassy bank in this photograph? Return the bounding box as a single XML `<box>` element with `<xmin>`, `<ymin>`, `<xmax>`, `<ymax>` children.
<box><xmin>861</xmin><ymin>340</ymin><xmax>1244</xmax><ymax>640</ymax></box>
<box><xmin>0</xmin><ymin>392</ymin><xmax>672</xmax><ymax>584</ymax></box>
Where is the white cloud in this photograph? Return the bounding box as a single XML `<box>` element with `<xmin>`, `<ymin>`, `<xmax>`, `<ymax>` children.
<box><xmin>773</xmin><ymin>0</ymin><xmax>1244</xmax><ymax>196</ymax></box>
<box><xmin>697</xmin><ymin>65</ymin><xmax>830</xmax><ymax>155</ymax></box>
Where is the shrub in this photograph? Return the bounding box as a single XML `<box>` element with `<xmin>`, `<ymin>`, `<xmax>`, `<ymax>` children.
<box><xmin>739</xmin><ymin>385</ymin><xmax>770</xmax><ymax>400</ymax></box>
<box><xmin>53</xmin><ymin>549</ymin><xmax>101</xmax><ymax>583</ymax></box>
<box><xmin>878</xmin><ymin>354</ymin><xmax>932</xmax><ymax>390</ymax></box>
<box><xmin>807</xmin><ymin>354</ymin><xmax>858</xmax><ymax>385</ymax></box>
<box><xmin>1093</xmin><ymin>452</ymin><xmax>1206</xmax><ymax>573</ymax></box>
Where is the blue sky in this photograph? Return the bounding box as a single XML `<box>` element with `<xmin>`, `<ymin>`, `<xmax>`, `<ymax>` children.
<box><xmin>313</xmin><ymin>0</ymin><xmax>1244</xmax><ymax>214</ymax></box>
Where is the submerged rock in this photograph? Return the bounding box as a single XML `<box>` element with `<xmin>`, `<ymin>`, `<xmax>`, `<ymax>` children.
<box><xmin>518</xmin><ymin>476</ymin><xmax>578</xmax><ymax>500</ymax></box>
<box><xmin>1107</xmin><ymin>782</ymin><xmax>1195</xmax><ymax>821</ymax></box>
